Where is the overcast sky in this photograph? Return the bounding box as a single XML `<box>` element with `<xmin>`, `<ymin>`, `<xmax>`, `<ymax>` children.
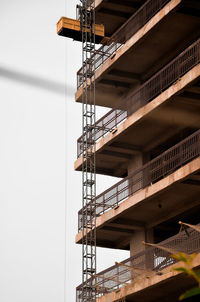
<box><xmin>0</xmin><ymin>1</ymin><xmax>128</xmax><ymax>301</ymax></box>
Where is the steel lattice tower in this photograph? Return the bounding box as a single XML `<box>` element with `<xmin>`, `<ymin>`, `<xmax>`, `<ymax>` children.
<box><xmin>79</xmin><ymin>0</ymin><xmax>96</xmax><ymax>301</ymax></box>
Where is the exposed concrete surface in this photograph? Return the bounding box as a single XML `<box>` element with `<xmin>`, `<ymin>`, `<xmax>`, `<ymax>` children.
<box><xmin>97</xmin><ymin>254</ymin><xmax>200</xmax><ymax>302</ymax></box>
<box><xmin>74</xmin><ymin>65</ymin><xmax>200</xmax><ymax>177</ymax></box>
<box><xmin>76</xmin><ymin>157</ymin><xmax>200</xmax><ymax>247</ymax></box>
<box><xmin>130</xmin><ymin>228</ymin><xmax>153</xmax><ymax>257</ymax></box>
<box><xmin>94</xmin><ymin>0</ymin><xmax>143</xmax><ymax>37</ymax></box>
<box><xmin>75</xmin><ymin>0</ymin><xmax>181</xmax><ymax>107</ymax></box>
<box><xmin>75</xmin><ymin>0</ymin><xmax>200</xmax><ymax>108</ymax></box>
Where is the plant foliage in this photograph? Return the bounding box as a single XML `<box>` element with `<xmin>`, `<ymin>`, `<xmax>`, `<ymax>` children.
<box><xmin>171</xmin><ymin>252</ymin><xmax>200</xmax><ymax>300</ymax></box>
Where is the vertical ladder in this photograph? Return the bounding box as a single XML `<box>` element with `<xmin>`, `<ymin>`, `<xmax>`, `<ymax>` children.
<box><xmin>79</xmin><ymin>0</ymin><xmax>96</xmax><ymax>301</ymax></box>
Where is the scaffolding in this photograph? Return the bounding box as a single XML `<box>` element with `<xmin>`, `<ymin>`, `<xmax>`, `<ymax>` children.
<box><xmin>57</xmin><ymin>1</ymin><xmax>102</xmax><ymax>300</ymax></box>
<box><xmin>79</xmin><ymin>0</ymin><xmax>97</xmax><ymax>301</ymax></box>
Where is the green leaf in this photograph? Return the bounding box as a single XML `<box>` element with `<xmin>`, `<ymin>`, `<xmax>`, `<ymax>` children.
<box><xmin>173</xmin><ymin>267</ymin><xmax>188</xmax><ymax>274</ymax></box>
<box><xmin>172</xmin><ymin>253</ymin><xmax>188</xmax><ymax>263</ymax></box>
<box><xmin>188</xmin><ymin>253</ymin><xmax>197</xmax><ymax>264</ymax></box>
<box><xmin>195</xmin><ymin>270</ymin><xmax>200</xmax><ymax>279</ymax></box>
<box><xmin>179</xmin><ymin>287</ymin><xmax>200</xmax><ymax>300</ymax></box>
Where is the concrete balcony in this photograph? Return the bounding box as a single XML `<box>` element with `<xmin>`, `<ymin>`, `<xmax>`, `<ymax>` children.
<box><xmin>76</xmin><ymin>130</ymin><xmax>200</xmax><ymax>249</ymax></box>
<box><xmin>75</xmin><ymin>39</ymin><xmax>200</xmax><ymax>177</ymax></box>
<box><xmin>76</xmin><ymin>224</ymin><xmax>200</xmax><ymax>302</ymax></box>
<box><xmin>93</xmin><ymin>0</ymin><xmax>145</xmax><ymax>38</ymax></box>
<box><xmin>76</xmin><ymin>0</ymin><xmax>200</xmax><ymax>108</ymax></box>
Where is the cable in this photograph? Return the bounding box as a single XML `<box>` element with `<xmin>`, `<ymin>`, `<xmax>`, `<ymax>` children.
<box><xmin>64</xmin><ymin>0</ymin><xmax>67</xmax><ymax>300</ymax></box>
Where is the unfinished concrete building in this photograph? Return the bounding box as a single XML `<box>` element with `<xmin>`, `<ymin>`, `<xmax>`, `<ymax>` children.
<box><xmin>58</xmin><ymin>0</ymin><xmax>200</xmax><ymax>301</ymax></box>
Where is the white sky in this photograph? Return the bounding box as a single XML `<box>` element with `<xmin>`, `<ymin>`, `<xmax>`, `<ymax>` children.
<box><xmin>0</xmin><ymin>1</ymin><xmax>128</xmax><ymax>301</ymax></box>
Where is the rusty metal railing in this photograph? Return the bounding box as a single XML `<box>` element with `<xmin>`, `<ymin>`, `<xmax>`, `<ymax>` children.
<box><xmin>78</xmin><ymin>129</ymin><xmax>200</xmax><ymax>231</ymax></box>
<box><xmin>77</xmin><ymin>39</ymin><xmax>200</xmax><ymax>158</ymax></box>
<box><xmin>76</xmin><ymin>223</ymin><xmax>200</xmax><ymax>301</ymax></box>
<box><xmin>77</xmin><ymin>109</ymin><xmax>127</xmax><ymax>157</ymax></box>
<box><xmin>77</xmin><ymin>0</ymin><xmax>171</xmax><ymax>89</ymax></box>
<box><xmin>77</xmin><ymin>42</ymin><xmax>122</xmax><ymax>89</ymax></box>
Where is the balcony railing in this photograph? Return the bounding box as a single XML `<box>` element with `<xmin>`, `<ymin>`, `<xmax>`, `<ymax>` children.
<box><xmin>78</xmin><ymin>129</ymin><xmax>200</xmax><ymax>231</ymax></box>
<box><xmin>76</xmin><ymin>223</ymin><xmax>200</xmax><ymax>301</ymax></box>
<box><xmin>77</xmin><ymin>109</ymin><xmax>127</xmax><ymax>157</ymax></box>
<box><xmin>77</xmin><ymin>0</ymin><xmax>171</xmax><ymax>89</ymax></box>
<box><xmin>77</xmin><ymin>39</ymin><xmax>200</xmax><ymax>158</ymax></box>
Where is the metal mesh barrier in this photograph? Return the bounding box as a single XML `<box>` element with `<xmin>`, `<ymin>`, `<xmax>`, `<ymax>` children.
<box><xmin>76</xmin><ymin>224</ymin><xmax>200</xmax><ymax>301</ymax></box>
<box><xmin>78</xmin><ymin>129</ymin><xmax>200</xmax><ymax>230</ymax></box>
<box><xmin>77</xmin><ymin>0</ymin><xmax>172</xmax><ymax>89</ymax></box>
<box><xmin>77</xmin><ymin>39</ymin><xmax>200</xmax><ymax>158</ymax></box>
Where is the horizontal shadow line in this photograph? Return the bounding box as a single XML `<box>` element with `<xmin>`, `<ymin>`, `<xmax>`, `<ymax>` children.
<box><xmin>0</xmin><ymin>66</ymin><xmax>74</xmax><ymax>96</ymax></box>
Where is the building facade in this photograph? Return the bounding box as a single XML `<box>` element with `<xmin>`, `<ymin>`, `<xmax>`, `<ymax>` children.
<box><xmin>59</xmin><ymin>0</ymin><xmax>200</xmax><ymax>301</ymax></box>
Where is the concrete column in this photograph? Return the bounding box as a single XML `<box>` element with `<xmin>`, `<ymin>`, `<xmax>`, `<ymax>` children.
<box><xmin>126</xmin><ymin>83</ymin><xmax>141</xmax><ymax>117</ymax></box>
<box><xmin>128</xmin><ymin>153</ymin><xmax>143</xmax><ymax>175</ymax></box>
<box><xmin>145</xmin><ymin>229</ymin><xmax>154</xmax><ymax>271</ymax></box>
<box><xmin>130</xmin><ymin>228</ymin><xmax>154</xmax><ymax>257</ymax></box>
<box><xmin>130</xmin><ymin>230</ymin><xmax>146</xmax><ymax>257</ymax></box>
<box><xmin>128</xmin><ymin>152</ymin><xmax>150</xmax><ymax>175</ymax></box>
<box><xmin>130</xmin><ymin>228</ymin><xmax>154</xmax><ymax>272</ymax></box>
<box><xmin>128</xmin><ymin>152</ymin><xmax>151</xmax><ymax>196</ymax></box>
<box><xmin>128</xmin><ymin>153</ymin><xmax>143</xmax><ymax>197</ymax></box>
